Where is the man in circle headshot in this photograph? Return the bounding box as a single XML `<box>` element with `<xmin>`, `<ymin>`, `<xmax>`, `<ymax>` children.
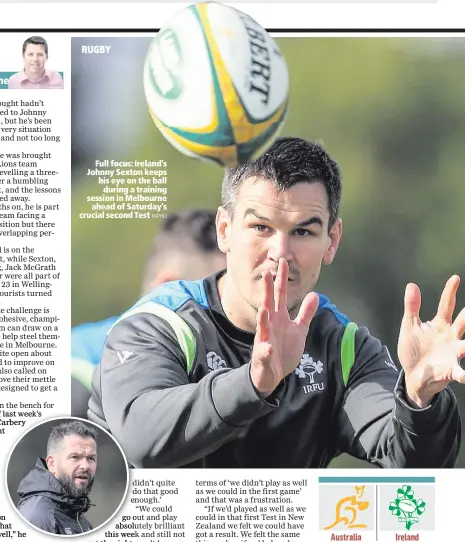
<box><xmin>8</xmin><ymin>36</ymin><xmax>64</xmax><ymax>90</ymax></box>
<box><xmin>17</xmin><ymin>420</ymin><xmax>96</xmax><ymax>535</ymax></box>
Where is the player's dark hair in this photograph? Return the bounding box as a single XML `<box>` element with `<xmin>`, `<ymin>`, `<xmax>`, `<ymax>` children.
<box><xmin>141</xmin><ymin>209</ymin><xmax>221</xmax><ymax>293</ymax></box>
<box><xmin>222</xmin><ymin>136</ymin><xmax>342</xmax><ymax>230</ymax></box>
<box><xmin>23</xmin><ymin>36</ymin><xmax>48</xmax><ymax>57</ymax></box>
<box><xmin>160</xmin><ymin>209</ymin><xmax>219</xmax><ymax>252</ymax></box>
<box><xmin>47</xmin><ymin>420</ymin><xmax>97</xmax><ymax>455</ymax></box>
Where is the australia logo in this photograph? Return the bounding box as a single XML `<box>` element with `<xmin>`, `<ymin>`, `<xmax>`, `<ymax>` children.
<box><xmin>295</xmin><ymin>354</ymin><xmax>325</xmax><ymax>393</ymax></box>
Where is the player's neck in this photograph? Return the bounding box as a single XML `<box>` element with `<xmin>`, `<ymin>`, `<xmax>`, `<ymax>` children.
<box><xmin>217</xmin><ymin>273</ymin><xmax>257</xmax><ymax>334</ymax></box>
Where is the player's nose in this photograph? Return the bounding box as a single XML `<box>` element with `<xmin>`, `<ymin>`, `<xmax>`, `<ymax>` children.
<box><xmin>267</xmin><ymin>232</ymin><xmax>292</xmax><ymax>262</ymax></box>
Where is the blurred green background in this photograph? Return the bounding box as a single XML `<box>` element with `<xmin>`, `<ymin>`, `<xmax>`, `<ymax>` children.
<box><xmin>71</xmin><ymin>36</ymin><xmax>465</xmax><ymax>468</ymax></box>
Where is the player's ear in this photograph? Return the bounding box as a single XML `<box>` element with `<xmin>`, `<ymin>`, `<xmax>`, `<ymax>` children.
<box><xmin>46</xmin><ymin>455</ymin><xmax>56</xmax><ymax>475</ymax></box>
<box><xmin>216</xmin><ymin>206</ymin><xmax>231</xmax><ymax>254</ymax></box>
<box><xmin>323</xmin><ymin>218</ymin><xmax>342</xmax><ymax>266</ymax></box>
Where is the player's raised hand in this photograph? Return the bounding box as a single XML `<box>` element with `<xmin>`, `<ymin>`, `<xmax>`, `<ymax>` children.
<box><xmin>398</xmin><ymin>275</ymin><xmax>465</xmax><ymax>408</ymax></box>
<box><xmin>250</xmin><ymin>258</ymin><xmax>319</xmax><ymax>396</ymax></box>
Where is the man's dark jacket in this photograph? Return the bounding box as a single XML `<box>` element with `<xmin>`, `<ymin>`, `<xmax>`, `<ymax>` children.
<box><xmin>17</xmin><ymin>458</ymin><xmax>93</xmax><ymax>535</ymax></box>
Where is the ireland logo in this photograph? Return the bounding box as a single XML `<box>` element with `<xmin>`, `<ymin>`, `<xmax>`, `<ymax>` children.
<box><xmin>295</xmin><ymin>354</ymin><xmax>323</xmax><ymax>384</ymax></box>
<box><xmin>388</xmin><ymin>485</ymin><xmax>426</xmax><ymax>530</ymax></box>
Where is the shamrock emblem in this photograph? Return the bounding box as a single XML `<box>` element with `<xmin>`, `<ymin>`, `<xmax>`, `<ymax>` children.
<box><xmin>389</xmin><ymin>485</ymin><xmax>426</xmax><ymax>530</ymax></box>
<box><xmin>295</xmin><ymin>354</ymin><xmax>324</xmax><ymax>383</ymax></box>
<box><xmin>206</xmin><ymin>351</ymin><xmax>227</xmax><ymax>372</ymax></box>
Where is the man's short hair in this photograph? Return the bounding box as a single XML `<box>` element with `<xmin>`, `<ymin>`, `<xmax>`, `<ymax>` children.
<box><xmin>23</xmin><ymin>36</ymin><xmax>48</xmax><ymax>57</ymax></box>
<box><xmin>141</xmin><ymin>209</ymin><xmax>221</xmax><ymax>293</ymax></box>
<box><xmin>47</xmin><ymin>420</ymin><xmax>97</xmax><ymax>455</ymax></box>
<box><xmin>222</xmin><ymin>136</ymin><xmax>342</xmax><ymax>230</ymax></box>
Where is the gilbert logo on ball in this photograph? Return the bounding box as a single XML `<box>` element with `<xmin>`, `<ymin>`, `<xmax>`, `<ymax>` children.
<box><xmin>143</xmin><ymin>1</ymin><xmax>289</xmax><ymax>167</ymax></box>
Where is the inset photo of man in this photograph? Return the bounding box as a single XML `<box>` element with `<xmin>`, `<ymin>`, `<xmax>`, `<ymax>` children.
<box><xmin>8</xmin><ymin>36</ymin><xmax>64</xmax><ymax>90</ymax></box>
<box><xmin>6</xmin><ymin>418</ymin><xmax>128</xmax><ymax>536</ymax></box>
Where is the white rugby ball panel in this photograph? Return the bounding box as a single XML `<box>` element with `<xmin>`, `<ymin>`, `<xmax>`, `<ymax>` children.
<box><xmin>208</xmin><ymin>4</ymin><xmax>289</xmax><ymax>122</ymax></box>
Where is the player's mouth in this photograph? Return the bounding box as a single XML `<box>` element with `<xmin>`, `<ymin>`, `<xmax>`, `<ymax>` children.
<box><xmin>271</xmin><ymin>274</ymin><xmax>295</xmax><ymax>282</ymax></box>
<box><xmin>268</xmin><ymin>271</ymin><xmax>297</xmax><ymax>283</ymax></box>
<box><xmin>74</xmin><ymin>474</ymin><xmax>89</xmax><ymax>483</ymax></box>
<box><xmin>257</xmin><ymin>269</ymin><xmax>298</xmax><ymax>283</ymax></box>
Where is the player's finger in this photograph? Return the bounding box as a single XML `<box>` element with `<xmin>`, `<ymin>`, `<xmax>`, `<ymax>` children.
<box><xmin>451</xmin><ymin>361</ymin><xmax>465</xmax><ymax>385</ymax></box>
<box><xmin>451</xmin><ymin>307</ymin><xmax>465</xmax><ymax>339</ymax></box>
<box><xmin>403</xmin><ymin>282</ymin><xmax>421</xmax><ymax>326</ymax></box>
<box><xmin>256</xmin><ymin>305</ymin><xmax>270</xmax><ymax>343</ymax></box>
<box><xmin>274</xmin><ymin>258</ymin><xmax>288</xmax><ymax>312</ymax></box>
<box><xmin>456</xmin><ymin>339</ymin><xmax>465</xmax><ymax>361</ymax></box>
<box><xmin>452</xmin><ymin>306</ymin><xmax>465</xmax><ymax>339</ymax></box>
<box><xmin>294</xmin><ymin>291</ymin><xmax>319</xmax><ymax>328</ymax></box>
<box><xmin>262</xmin><ymin>270</ymin><xmax>274</xmax><ymax>316</ymax></box>
<box><xmin>436</xmin><ymin>275</ymin><xmax>460</xmax><ymax>325</ymax></box>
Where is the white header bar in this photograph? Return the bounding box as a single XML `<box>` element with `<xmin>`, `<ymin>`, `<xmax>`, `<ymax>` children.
<box><xmin>0</xmin><ymin>1</ymin><xmax>463</xmax><ymax>30</ymax></box>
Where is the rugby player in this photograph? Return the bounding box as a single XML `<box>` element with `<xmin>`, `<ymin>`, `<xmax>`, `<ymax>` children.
<box><xmin>88</xmin><ymin>137</ymin><xmax>464</xmax><ymax>468</ymax></box>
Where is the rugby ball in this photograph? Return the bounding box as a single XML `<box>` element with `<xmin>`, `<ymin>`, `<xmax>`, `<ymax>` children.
<box><xmin>143</xmin><ymin>1</ymin><xmax>289</xmax><ymax>167</ymax></box>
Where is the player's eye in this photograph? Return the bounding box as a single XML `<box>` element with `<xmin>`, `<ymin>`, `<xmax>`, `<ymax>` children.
<box><xmin>253</xmin><ymin>224</ymin><xmax>270</xmax><ymax>233</ymax></box>
<box><xmin>293</xmin><ymin>228</ymin><xmax>313</xmax><ymax>237</ymax></box>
